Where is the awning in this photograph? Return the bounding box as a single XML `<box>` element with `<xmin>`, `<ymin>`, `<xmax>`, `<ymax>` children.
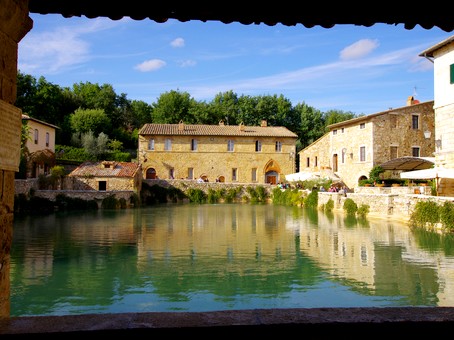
<box><xmin>400</xmin><ymin>168</ymin><xmax>454</xmax><ymax>179</ymax></box>
<box><xmin>285</xmin><ymin>170</ymin><xmax>341</xmax><ymax>182</ymax></box>
<box><xmin>380</xmin><ymin>157</ymin><xmax>435</xmax><ymax>171</ymax></box>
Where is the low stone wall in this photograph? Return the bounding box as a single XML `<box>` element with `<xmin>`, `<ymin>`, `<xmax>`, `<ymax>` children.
<box><xmin>33</xmin><ymin>190</ymin><xmax>136</xmax><ymax>208</ymax></box>
<box><xmin>14</xmin><ymin>178</ymin><xmax>39</xmax><ymax>195</ymax></box>
<box><xmin>318</xmin><ymin>190</ymin><xmax>454</xmax><ymax>221</ymax></box>
<box><xmin>143</xmin><ymin>179</ymin><xmax>275</xmax><ymax>199</ymax></box>
<box><xmin>15</xmin><ymin>179</ymin><xmax>454</xmax><ymax>219</ymax></box>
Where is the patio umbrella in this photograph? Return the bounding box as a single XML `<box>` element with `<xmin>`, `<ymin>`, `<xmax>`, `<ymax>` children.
<box><xmin>285</xmin><ymin>169</ymin><xmax>341</xmax><ymax>182</ymax></box>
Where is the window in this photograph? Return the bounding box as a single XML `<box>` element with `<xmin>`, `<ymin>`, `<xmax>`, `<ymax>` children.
<box><xmin>306</xmin><ymin>157</ymin><xmax>310</xmax><ymax>167</ymax></box>
<box><xmin>333</xmin><ymin>129</ymin><xmax>337</xmax><ymax>135</ymax></box>
<box><xmin>227</xmin><ymin>140</ymin><xmax>234</xmax><ymax>152</ymax></box>
<box><xmin>275</xmin><ymin>141</ymin><xmax>282</xmax><ymax>152</ymax></box>
<box><xmin>232</xmin><ymin>168</ymin><xmax>237</xmax><ymax>181</ymax></box>
<box><xmin>191</xmin><ymin>139</ymin><xmax>197</xmax><ymax>151</ymax></box>
<box><xmin>360</xmin><ymin>146</ymin><xmax>366</xmax><ymax>162</ymax></box>
<box><xmin>251</xmin><ymin>168</ymin><xmax>257</xmax><ymax>182</ymax></box>
<box><xmin>164</xmin><ymin>138</ymin><xmax>172</xmax><ymax>151</ymax></box>
<box><xmin>315</xmin><ymin>156</ymin><xmax>318</xmax><ymax>167</ymax></box>
<box><xmin>390</xmin><ymin>146</ymin><xmax>398</xmax><ymax>159</ymax></box>
<box><xmin>255</xmin><ymin>140</ymin><xmax>262</xmax><ymax>152</ymax></box>
<box><xmin>412</xmin><ymin>147</ymin><xmax>420</xmax><ymax>157</ymax></box>
<box><xmin>148</xmin><ymin>139</ymin><xmax>155</xmax><ymax>150</ymax></box>
<box><xmin>187</xmin><ymin>168</ymin><xmax>193</xmax><ymax>180</ymax></box>
<box><xmin>34</xmin><ymin>129</ymin><xmax>38</xmax><ymax>144</ymax></box>
<box><xmin>341</xmin><ymin>150</ymin><xmax>345</xmax><ymax>164</ymax></box>
<box><xmin>98</xmin><ymin>181</ymin><xmax>106</xmax><ymax>191</ymax></box>
<box><xmin>450</xmin><ymin>63</ymin><xmax>454</xmax><ymax>84</ymax></box>
<box><xmin>412</xmin><ymin>115</ymin><xmax>419</xmax><ymax>130</ymax></box>
<box><xmin>169</xmin><ymin>168</ymin><xmax>174</xmax><ymax>179</ymax></box>
<box><xmin>390</xmin><ymin>115</ymin><xmax>397</xmax><ymax>128</ymax></box>
<box><xmin>360</xmin><ymin>123</ymin><xmax>365</xmax><ymax>129</ymax></box>
<box><xmin>45</xmin><ymin>132</ymin><xmax>49</xmax><ymax>147</ymax></box>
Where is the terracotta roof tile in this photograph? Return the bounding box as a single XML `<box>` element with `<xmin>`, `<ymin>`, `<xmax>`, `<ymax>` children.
<box><xmin>69</xmin><ymin>161</ymin><xmax>140</xmax><ymax>178</ymax></box>
<box><xmin>139</xmin><ymin>123</ymin><xmax>298</xmax><ymax>138</ymax></box>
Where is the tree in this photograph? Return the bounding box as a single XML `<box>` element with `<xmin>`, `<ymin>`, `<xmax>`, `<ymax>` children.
<box><xmin>294</xmin><ymin>102</ymin><xmax>325</xmax><ymax>150</ymax></box>
<box><xmin>152</xmin><ymin>90</ymin><xmax>196</xmax><ymax>123</ymax></box>
<box><xmin>70</xmin><ymin>108</ymin><xmax>111</xmax><ymax>135</ymax></box>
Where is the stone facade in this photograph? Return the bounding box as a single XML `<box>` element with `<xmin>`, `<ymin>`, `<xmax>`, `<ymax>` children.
<box><xmin>68</xmin><ymin>161</ymin><xmax>142</xmax><ymax>193</ymax></box>
<box><xmin>0</xmin><ymin>0</ymin><xmax>32</xmax><ymax>318</ymax></box>
<box><xmin>420</xmin><ymin>36</ymin><xmax>454</xmax><ymax>197</ymax></box>
<box><xmin>138</xmin><ymin>121</ymin><xmax>298</xmax><ymax>185</ymax></box>
<box><xmin>299</xmin><ymin>100</ymin><xmax>435</xmax><ymax>189</ymax></box>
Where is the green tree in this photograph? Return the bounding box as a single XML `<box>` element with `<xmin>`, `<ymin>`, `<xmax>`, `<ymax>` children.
<box><xmin>70</xmin><ymin>108</ymin><xmax>111</xmax><ymax>135</ymax></box>
<box><xmin>81</xmin><ymin>131</ymin><xmax>110</xmax><ymax>160</ymax></box>
<box><xmin>210</xmin><ymin>91</ymin><xmax>239</xmax><ymax>125</ymax></box>
<box><xmin>152</xmin><ymin>90</ymin><xmax>197</xmax><ymax>123</ymax></box>
<box><xmin>294</xmin><ymin>102</ymin><xmax>325</xmax><ymax>149</ymax></box>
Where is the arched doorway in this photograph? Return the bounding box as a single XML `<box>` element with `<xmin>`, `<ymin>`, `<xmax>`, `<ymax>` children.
<box><xmin>264</xmin><ymin>159</ymin><xmax>281</xmax><ymax>184</ymax></box>
<box><xmin>146</xmin><ymin>168</ymin><xmax>157</xmax><ymax>179</ymax></box>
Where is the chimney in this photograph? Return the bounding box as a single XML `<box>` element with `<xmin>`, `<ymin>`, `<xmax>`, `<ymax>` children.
<box><xmin>239</xmin><ymin>122</ymin><xmax>245</xmax><ymax>131</ymax></box>
<box><xmin>407</xmin><ymin>96</ymin><xmax>413</xmax><ymax>106</ymax></box>
<box><xmin>219</xmin><ymin>120</ymin><xmax>225</xmax><ymax>126</ymax></box>
<box><xmin>178</xmin><ymin>120</ymin><xmax>184</xmax><ymax>131</ymax></box>
<box><xmin>261</xmin><ymin>119</ymin><xmax>267</xmax><ymax>127</ymax></box>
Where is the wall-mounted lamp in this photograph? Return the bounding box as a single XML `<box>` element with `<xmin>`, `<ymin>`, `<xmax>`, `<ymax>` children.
<box><xmin>435</xmin><ymin>139</ymin><xmax>442</xmax><ymax>148</ymax></box>
<box><xmin>424</xmin><ymin>131</ymin><xmax>431</xmax><ymax>139</ymax></box>
<box><xmin>342</xmin><ymin>148</ymin><xmax>347</xmax><ymax>154</ymax></box>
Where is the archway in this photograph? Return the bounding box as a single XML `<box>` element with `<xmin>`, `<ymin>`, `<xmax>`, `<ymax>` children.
<box><xmin>264</xmin><ymin>159</ymin><xmax>281</xmax><ymax>184</ymax></box>
<box><xmin>146</xmin><ymin>168</ymin><xmax>157</xmax><ymax>179</ymax></box>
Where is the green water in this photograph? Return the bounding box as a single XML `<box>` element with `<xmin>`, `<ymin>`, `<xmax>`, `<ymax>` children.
<box><xmin>10</xmin><ymin>203</ymin><xmax>454</xmax><ymax>316</ymax></box>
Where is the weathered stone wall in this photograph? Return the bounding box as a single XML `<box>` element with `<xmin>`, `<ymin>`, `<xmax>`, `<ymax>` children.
<box><xmin>138</xmin><ymin>134</ymin><xmax>296</xmax><ymax>184</ymax></box>
<box><xmin>0</xmin><ymin>0</ymin><xmax>33</xmax><ymax>318</ymax></box>
<box><xmin>299</xmin><ymin>101</ymin><xmax>435</xmax><ymax>190</ymax></box>
<box><xmin>318</xmin><ymin>189</ymin><xmax>454</xmax><ymax>221</ymax></box>
<box><xmin>33</xmin><ymin>190</ymin><xmax>137</xmax><ymax>208</ymax></box>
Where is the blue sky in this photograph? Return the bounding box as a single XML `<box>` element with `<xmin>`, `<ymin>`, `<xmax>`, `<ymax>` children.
<box><xmin>18</xmin><ymin>14</ymin><xmax>452</xmax><ymax>116</ymax></box>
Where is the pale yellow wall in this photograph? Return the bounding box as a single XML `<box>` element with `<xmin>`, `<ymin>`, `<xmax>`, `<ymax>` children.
<box><xmin>139</xmin><ymin>134</ymin><xmax>296</xmax><ymax>184</ymax></box>
<box><xmin>25</xmin><ymin>119</ymin><xmax>56</xmax><ymax>154</ymax></box>
<box><xmin>430</xmin><ymin>38</ymin><xmax>454</xmax><ymax>196</ymax></box>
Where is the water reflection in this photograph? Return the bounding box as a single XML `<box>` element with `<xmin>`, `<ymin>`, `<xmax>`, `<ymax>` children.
<box><xmin>10</xmin><ymin>203</ymin><xmax>454</xmax><ymax>316</ymax></box>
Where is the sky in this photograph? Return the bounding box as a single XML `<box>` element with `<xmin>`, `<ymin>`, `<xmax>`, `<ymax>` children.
<box><xmin>18</xmin><ymin>13</ymin><xmax>453</xmax><ymax>116</ymax></box>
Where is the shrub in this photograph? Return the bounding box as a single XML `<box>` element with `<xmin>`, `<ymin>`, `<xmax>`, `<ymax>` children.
<box><xmin>409</xmin><ymin>200</ymin><xmax>440</xmax><ymax>229</ymax></box>
<box><xmin>439</xmin><ymin>201</ymin><xmax>454</xmax><ymax>232</ymax></box>
<box><xmin>357</xmin><ymin>204</ymin><xmax>370</xmax><ymax>217</ymax></box>
<box><xmin>186</xmin><ymin>188</ymin><xmax>207</xmax><ymax>203</ymax></box>
<box><xmin>304</xmin><ymin>190</ymin><xmax>318</xmax><ymax>208</ymax></box>
<box><xmin>324</xmin><ymin>198</ymin><xmax>334</xmax><ymax>212</ymax></box>
<box><xmin>102</xmin><ymin>195</ymin><xmax>119</xmax><ymax>209</ymax></box>
<box><xmin>343</xmin><ymin>198</ymin><xmax>358</xmax><ymax>215</ymax></box>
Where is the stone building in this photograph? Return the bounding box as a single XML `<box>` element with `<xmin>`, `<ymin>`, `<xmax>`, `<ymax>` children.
<box><xmin>68</xmin><ymin>161</ymin><xmax>142</xmax><ymax>192</ymax></box>
<box><xmin>138</xmin><ymin>120</ymin><xmax>298</xmax><ymax>185</ymax></box>
<box><xmin>417</xmin><ymin>36</ymin><xmax>454</xmax><ymax>196</ymax></box>
<box><xmin>21</xmin><ymin>114</ymin><xmax>59</xmax><ymax>178</ymax></box>
<box><xmin>299</xmin><ymin>98</ymin><xmax>435</xmax><ymax>189</ymax></box>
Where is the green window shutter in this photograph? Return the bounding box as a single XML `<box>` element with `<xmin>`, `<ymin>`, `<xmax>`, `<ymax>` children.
<box><xmin>450</xmin><ymin>64</ymin><xmax>454</xmax><ymax>84</ymax></box>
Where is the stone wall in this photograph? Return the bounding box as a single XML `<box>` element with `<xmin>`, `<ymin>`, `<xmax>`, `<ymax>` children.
<box><xmin>318</xmin><ymin>189</ymin><xmax>454</xmax><ymax>221</ymax></box>
<box><xmin>138</xmin><ymin>133</ymin><xmax>296</xmax><ymax>184</ymax></box>
<box><xmin>299</xmin><ymin>101</ymin><xmax>435</xmax><ymax>190</ymax></box>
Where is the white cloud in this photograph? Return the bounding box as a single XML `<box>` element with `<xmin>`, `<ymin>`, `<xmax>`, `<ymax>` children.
<box><xmin>134</xmin><ymin>59</ymin><xmax>167</xmax><ymax>72</ymax></box>
<box><xmin>19</xmin><ymin>17</ymin><xmax>120</xmax><ymax>74</ymax></box>
<box><xmin>177</xmin><ymin>59</ymin><xmax>197</xmax><ymax>67</ymax></box>
<box><xmin>171</xmin><ymin>38</ymin><xmax>185</xmax><ymax>48</ymax></box>
<box><xmin>340</xmin><ymin>39</ymin><xmax>379</xmax><ymax>60</ymax></box>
